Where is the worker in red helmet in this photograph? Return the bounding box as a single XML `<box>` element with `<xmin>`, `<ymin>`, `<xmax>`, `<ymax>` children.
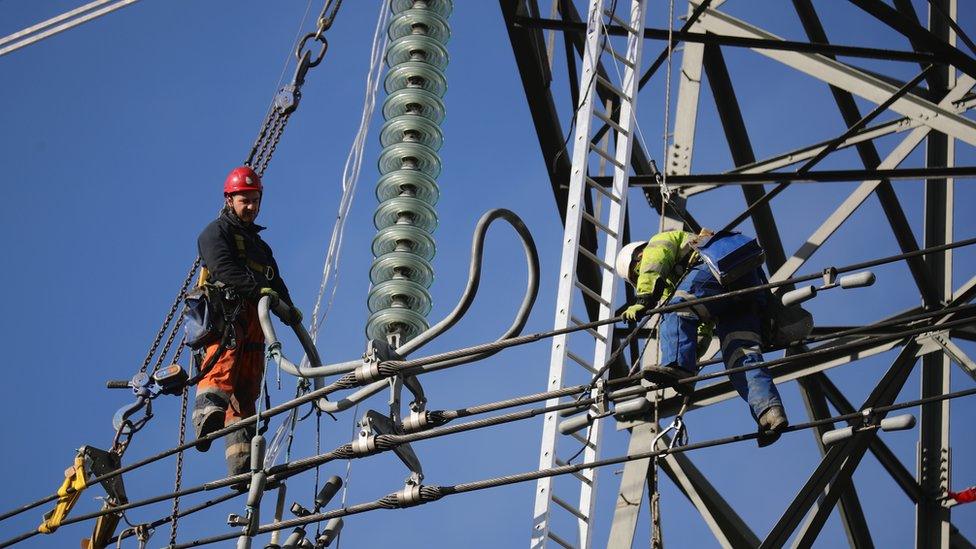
<box><xmin>193</xmin><ymin>166</ymin><xmax>302</xmax><ymax>475</ymax></box>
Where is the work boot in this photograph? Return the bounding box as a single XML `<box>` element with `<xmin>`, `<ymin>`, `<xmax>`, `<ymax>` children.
<box><xmin>192</xmin><ymin>391</ymin><xmax>228</xmax><ymax>452</ymax></box>
<box><xmin>193</xmin><ymin>409</ymin><xmax>225</xmax><ymax>453</ymax></box>
<box><xmin>225</xmin><ymin>423</ymin><xmax>255</xmax><ymax>477</ymax></box>
<box><xmin>757</xmin><ymin>405</ymin><xmax>789</xmax><ymax>447</ymax></box>
<box><xmin>641</xmin><ymin>365</ymin><xmax>693</xmax><ymax>395</ymax></box>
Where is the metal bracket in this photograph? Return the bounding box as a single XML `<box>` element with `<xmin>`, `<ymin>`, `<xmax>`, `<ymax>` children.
<box><xmin>360</xmin><ymin>410</ymin><xmax>424</xmax><ymax>485</ymax></box>
<box><xmin>822</xmin><ymin>266</ymin><xmax>838</xmax><ymax>287</ymax></box>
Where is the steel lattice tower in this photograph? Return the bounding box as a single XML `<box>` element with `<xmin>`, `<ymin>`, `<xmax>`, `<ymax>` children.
<box><xmin>502</xmin><ymin>0</ymin><xmax>975</xmax><ymax>547</ymax></box>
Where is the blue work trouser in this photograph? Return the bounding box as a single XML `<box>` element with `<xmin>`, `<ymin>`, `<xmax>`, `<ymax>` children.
<box><xmin>658</xmin><ymin>263</ymin><xmax>782</xmax><ymax>420</ymax></box>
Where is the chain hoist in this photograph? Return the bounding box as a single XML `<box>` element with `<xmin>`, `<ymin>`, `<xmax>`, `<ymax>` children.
<box><xmin>247</xmin><ymin>0</ymin><xmax>344</xmax><ymax>176</ymax></box>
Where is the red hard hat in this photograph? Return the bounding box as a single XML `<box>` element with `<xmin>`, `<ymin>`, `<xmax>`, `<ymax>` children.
<box><xmin>223</xmin><ymin>166</ymin><xmax>263</xmax><ymax>195</ymax></box>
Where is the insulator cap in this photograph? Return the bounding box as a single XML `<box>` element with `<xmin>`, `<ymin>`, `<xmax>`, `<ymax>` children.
<box><xmin>381</xmin><ymin>115</ymin><xmax>445</xmax><ymax>151</ymax></box>
<box><xmin>367</xmin><ymin>279</ymin><xmax>433</xmax><ymax>316</ymax></box>
<box><xmin>880</xmin><ymin>414</ymin><xmax>916</xmax><ymax>432</ymax></box>
<box><xmin>378</xmin><ymin>142</ymin><xmax>442</xmax><ymax>178</ymax></box>
<box><xmin>821</xmin><ymin>426</ymin><xmax>854</xmax><ymax>446</ymax></box>
<box><xmin>376</xmin><ymin>170</ymin><xmax>440</xmax><ymax>205</ymax></box>
<box><xmin>372</xmin><ymin>225</ymin><xmax>436</xmax><ymax>260</ymax></box>
<box><xmin>559</xmin><ymin>413</ymin><xmax>592</xmax><ymax>435</ymax></box>
<box><xmin>383</xmin><ymin>88</ymin><xmax>446</xmax><ymax>123</ymax></box>
<box><xmin>840</xmin><ymin>271</ymin><xmax>877</xmax><ymax>289</ymax></box>
<box><xmin>385</xmin><ymin>62</ymin><xmax>447</xmax><ymax>96</ymax></box>
<box><xmin>370</xmin><ymin>252</ymin><xmax>435</xmax><ymax>287</ymax></box>
<box><xmin>392</xmin><ymin>0</ymin><xmax>453</xmax><ymax>17</ymax></box>
<box><xmin>373</xmin><ymin>196</ymin><xmax>439</xmax><ymax>232</ymax></box>
<box><xmin>782</xmin><ymin>285</ymin><xmax>817</xmax><ymax>307</ymax></box>
<box><xmin>387</xmin><ymin>34</ymin><xmax>450</xmax><ymax>70</ymax></box>
<box><xmin>388</xmin><ymin>9</ymin><xmax>451</xmax><ymax>42</ymax></box>
<box><xmin>315</xmin><ymin>476</ymin><xmax>343</xmax><ymax>508</ymax></box>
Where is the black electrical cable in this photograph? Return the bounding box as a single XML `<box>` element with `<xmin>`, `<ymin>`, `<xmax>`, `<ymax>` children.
<box><xmin>108</xmin><ymin>491</ymin><xmax>241</xmax><ymax>545</ymax></box>
<box><xmin>163</xmin><ymin>385</ymin><xmax>976</xmax><ymax>548</ymax></box>
<box><xmin>4</xmin><ymin>303</ymin><xmax>969</xmax><ymax>546</ymax></box>
<box><xmin>1</xmin><ymin>236</ymin><xmax>972</xmax><ymax>530</ymax></box>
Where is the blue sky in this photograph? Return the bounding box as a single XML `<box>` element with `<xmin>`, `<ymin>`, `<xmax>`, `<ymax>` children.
<box><xmin>0</xmin><ymin>1</ymin><xmax>974</xmax><ymax>547</ymax></box>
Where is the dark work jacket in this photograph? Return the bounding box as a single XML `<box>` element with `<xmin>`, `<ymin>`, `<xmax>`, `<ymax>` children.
<box><xmin>197</xmin><ymin>210</ymin><xmax>293</xmax><ymax>306</ymax></box>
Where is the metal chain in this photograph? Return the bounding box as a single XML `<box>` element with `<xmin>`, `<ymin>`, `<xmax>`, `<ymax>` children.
<box><xmin>257</xmin><ymin>115</ymin><xmax>291</xmax><ymax>177</ymax></box>
<box><xmin>169</xmin><ymin>385</ymin><xmax>190</xmax><ymax>546</ymax></box>
<box><xmin>138</xmin><ymin>259</ymin><xmax>200</xmax><ymax>374</ymax></box>
<box><xmin>246</xmin><ymin>0</ymin><xmax>343</xmax><ymax>175</ymax></box>
<box><xmin>150</xmin><ymin>314</ymin><xmax>188</xmax><ymax>377</ymax></box>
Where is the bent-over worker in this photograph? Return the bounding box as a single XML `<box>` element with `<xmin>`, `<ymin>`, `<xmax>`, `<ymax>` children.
<box><xmin>615</xmin><ymin>230</ymin><xmax>789</xmax><ymax>441</ymax></box>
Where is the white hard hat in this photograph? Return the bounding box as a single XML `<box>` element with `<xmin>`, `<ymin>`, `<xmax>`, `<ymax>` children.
<box><xmin>615</xmin><ymin>241</ymin><xmax>647</xmax><ymax>285</ymax></box>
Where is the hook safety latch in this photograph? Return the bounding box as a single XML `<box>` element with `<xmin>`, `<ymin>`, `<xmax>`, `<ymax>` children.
<box><xmin>652</xmin><ymin>415</ymin><xmax>688</xmax><ymax>452</ymax></box>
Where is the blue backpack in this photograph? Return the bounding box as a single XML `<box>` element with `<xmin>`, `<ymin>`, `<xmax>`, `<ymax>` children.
<box><xmin>691</xmin><ymin>231</ymin><xmax>765</xmax><ymax>286</ymax></box>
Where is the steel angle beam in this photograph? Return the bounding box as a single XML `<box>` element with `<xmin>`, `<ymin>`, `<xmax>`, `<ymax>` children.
<box><xmin>918</xmin><ymin>1</ymin><xmax>955</xmax><ymax>539</ymax></box>
<box><xmin>846</xmin><ymin>0</ymin><xmax>976</xmax><ymax>81</ymax></box>
<box><xmin>759</xmin><ymin>341</ymin><xmax>921</xmax><ymax>548</ymax></box>
<box><xmin>952</xmin><ymin>274</ymin><xmax>976</xmax><ymax>305</ymax></box>
<box><xmin>657</xmin><ymin>439</ymin><xmax>761</xmax><ymax>548</ymax></box>
<box><xmin>500</xmin><ymin>0</ymin><xmax>603</xmax><ymax>322</ymax></box>
<box><xmin>793</xmin><ymin>0</ymin><xmax>940</xmax><ymax>307</ymax></box>
<box><xmin>512</xmin><ymin>17</ymin><xmax>938</xmax><ymax>63</ymax></box>
<box><xmin>595</xmin><ymin>166</ymin><xmax>976</xmax><ymax>186</ymax></box>
<box><xmin>607</xmin><ymin>422</ymin><xmax>760</xmax><ymax>549</ymax></box>
<box><xmin>692</xmin><ymin>6</ymin><xmax>976</xmax><ymax>146</ymax></box>
<box><xmin>797</xmin><ymin>375</ymin><xmax>874</xmax><ymax>548</ymax></box>
<box><xmin>933</xmin><ymin>334</ymin><xmax>976</xmax><ymax>382</ymax></box>
<box><xmin>607</xmin><ymin>422</ymin><xmax>655</xmax><ymax>549</ymax></box>
<box><xmin>891</xmin><ymin>0</ymin><xmax>944</xmax><ymax>90</ymax></box>
<box><xmin>701</xmin><ymin>42</ymin><xmax>788</xmax><ymax>273</ymax></box>
<box><xmin>768</xmin><ymin>75</ymin><xmax>975</xmax><ymax>283</ymax></box>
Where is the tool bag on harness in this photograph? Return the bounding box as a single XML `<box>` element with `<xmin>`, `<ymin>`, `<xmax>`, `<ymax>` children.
<box><xmin>755</xmin><ymin>270</ymin><xmax>814</xmax><ymax>350</ymax></box>
<box><xmin>183</xmin><ymin>277</ymin><xmax>243</xmax><ymax>382</ymax></box>
<box><xmin>691</xmin><ymin>231</ymin><xmax>766</xmax><ymax>286</ymax></box>
<box><xmin>184</xmin><ymin>286</ymin><xmax>221</xmax><ymax>350</ymax></box>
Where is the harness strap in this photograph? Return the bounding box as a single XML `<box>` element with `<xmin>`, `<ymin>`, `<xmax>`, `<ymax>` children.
<box><xmin>234</xmin><ymin>234</ymin><xmax>275</xmax><ymax>280</ymax></box>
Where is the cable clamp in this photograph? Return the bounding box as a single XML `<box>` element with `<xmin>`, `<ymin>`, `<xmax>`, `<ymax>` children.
<box><xmin>395</xmin><ymin>484</ymin><xmax>423</xmax><ymax>508</ymax></box>
<box><xmin>401</xmin><ymin>410</ymin><xmax>430</xmax><ymax>433</ymax></box>
<box><xmin>594</xmin><ymin>378</ymin><xmax>608</xmax><ymax>415</ymax></box>
<box><xmin>822</xmin><ymin>266</ymin><xmax>838</xmax><ymax>287</ymax></box>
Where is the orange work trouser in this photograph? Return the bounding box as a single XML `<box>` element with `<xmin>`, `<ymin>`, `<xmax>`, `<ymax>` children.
<box><xmin>193</xmin><ymin>303</ymin><xmax>265</xmax><ymax>474</ymax></box>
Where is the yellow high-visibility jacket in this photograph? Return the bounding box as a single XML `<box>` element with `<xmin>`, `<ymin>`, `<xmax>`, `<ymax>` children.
<box><xmin>635</xmin><ymin>230</ymin><xmax>713</xmax><ymax>353</ymax></box>
<box><xmin>634</xmin><ymin>230</ymin><xmax>698</xmax><ymax>300</ymax></box>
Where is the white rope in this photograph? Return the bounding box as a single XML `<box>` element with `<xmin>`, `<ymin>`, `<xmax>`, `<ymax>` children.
<box><xmin>274</xmin><ymin>0</ymin><xmax>317</xmax><ymax>91</ymax></box>
<box><xmin>0</xmin><ymin>0</ymin><xmax>141</xmax><ymax>57</ymax></box>
<box><xmin>659</xmin><ymin>0</ymin><xmax>677</xmax><ymax>227</ymax></box>
<box><xmin>304</xmin><ymin>0</ymin><xmax>392</xmax><ymax>356</ymax></box>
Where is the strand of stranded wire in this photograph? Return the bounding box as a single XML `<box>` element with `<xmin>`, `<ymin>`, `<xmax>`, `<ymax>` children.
<box><xmin>8</xmin><ymin>303</ymin><xmax>971</xmax><ymax>547</ymax></box>
<box><xmin>164</xmin><ymin>384</ymin><xmax>976</xmax><ymax>548</ymax></box>
<box><xmin>1</xmin><ymin>236</ymin><xmax>973</xmax><ymax>528</ymax></box>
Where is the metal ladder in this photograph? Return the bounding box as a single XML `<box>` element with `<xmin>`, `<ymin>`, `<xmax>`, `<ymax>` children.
<box><xmin>530</xmin><ymin>1</ymin><xmax>649</xmax><ymax>548</ymax></box>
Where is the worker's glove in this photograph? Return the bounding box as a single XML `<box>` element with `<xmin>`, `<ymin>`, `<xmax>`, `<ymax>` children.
<box><xmin>623</xmin><ymin>303</ymin><xmax>647</xmax><ymax>322</ymax></box>
<box><xmin>259</xmin><ymin>287</ymin><xmax>280</xmax><ymax>302</ymax></box>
